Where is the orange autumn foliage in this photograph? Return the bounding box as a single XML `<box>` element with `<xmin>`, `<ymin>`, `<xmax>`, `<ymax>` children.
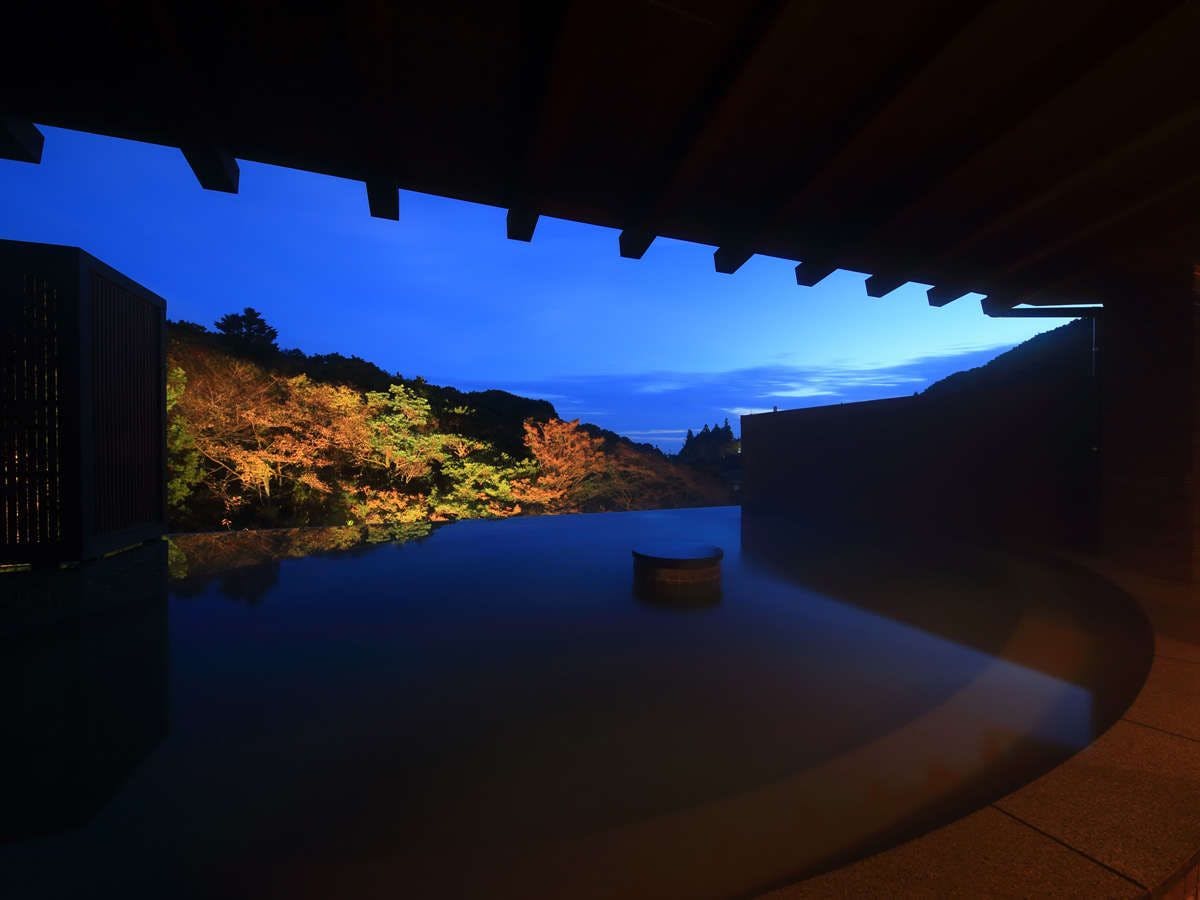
<box><xmin>520</xmin><ymin>418</ymin><xmax>607</xmax><ymax>512</ymax></box>
<box><xmin>520</xmin><ymin>417</ymin><xmax>729</xmax><ymax>514</ymax></box>
<box><xmin>167</xmin><ymin>336</ymin><xmax>731</xmax><ymax>530</ymax></box>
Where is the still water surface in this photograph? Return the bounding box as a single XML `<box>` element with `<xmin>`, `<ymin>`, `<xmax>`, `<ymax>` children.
<box><xmin>0</xmin><ymin>507</ymin><xmax>1150</xmax><ymax>898</ymax></box>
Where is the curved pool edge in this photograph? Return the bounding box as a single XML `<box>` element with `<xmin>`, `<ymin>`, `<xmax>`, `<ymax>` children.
<box><xmin>762</xmin><ymin>555</ymin><xmax>1199</xmax><ymax>899</ymax></box>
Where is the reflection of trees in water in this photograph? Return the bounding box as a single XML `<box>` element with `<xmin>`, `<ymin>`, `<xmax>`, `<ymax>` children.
<box><xmin>168</xmin><ymin>523</ymin><xmax>434</xmax><ymax>603</ymax></box>
<box><xmin>217</xmin><ymin>562</ymin><xmax>279</xmax><ymax>605</ymax></box>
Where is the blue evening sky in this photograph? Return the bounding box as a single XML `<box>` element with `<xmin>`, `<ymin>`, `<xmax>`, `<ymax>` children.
<box><xmin>1</xmin><ymin>126</ymin><xmax>1059</xmax><ymax>450</ymax></box>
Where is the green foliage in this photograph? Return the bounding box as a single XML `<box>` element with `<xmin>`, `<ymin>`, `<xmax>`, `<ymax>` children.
<box><xmin>362</xmin><ymin>521</ymin><xmax>433</xmax><ymax>545</ymax></box>
<box><xmin>363</xmin><ymin>384</ymin><xmax>446</xmax><ymax>487</ymax></box>
<box><xmin>431</xmin><ymin>454</ymin><xmax>536</xmax><ymax>520</ymax></box>
<box><xmin>169</xmin><ymin>314</ymin><xmax>557</xmax><ymax>459</ymax></box>
<box><xmin>165</xmin><ymin>315</ymin><xmax>730</xmax><ymax>531</ymax></box>
<box><xmin>166</xmin><ymin>538</ymin><xmax>189</xmax><ymax>581</ymax></box>
<box><xmin>366</xmin><ymin>383</ymin><xmax>432</xmax><ymax>440</ymax></box>
<box><xmin>678</xmin><ymin>419</ymin><xmax>738</xmax><ymax>464</ymax></box>
<box><xmin>165</xmin><ymin>366</ymin><xmax>204</xmax><ymax>514</ymax></box>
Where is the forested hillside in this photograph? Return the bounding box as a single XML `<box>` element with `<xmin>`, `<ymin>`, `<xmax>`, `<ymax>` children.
<box><xmin>166</xmin><ymin>309</ymin><xmax>729</xmax><ymax>531</ymax></box>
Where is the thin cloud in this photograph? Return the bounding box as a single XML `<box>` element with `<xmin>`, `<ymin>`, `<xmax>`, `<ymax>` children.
<box><xmin>444</xmin><ymin>342</ymin><xmax>1023</xmax><ymax>451</ymax></box>
<box><xmin>633</xmin><ymin>381</ymin><xmax>688</xmax><ymax>394</ymax></box>
<box><xmin>764</xmin><ymin>384</ymin><xmax>839</xmax><ymax>398</ymax></box>
<box><xmin>513</xmin><ymin>391</ymin><xmax>570</xmax><ymax>401</ymax></box>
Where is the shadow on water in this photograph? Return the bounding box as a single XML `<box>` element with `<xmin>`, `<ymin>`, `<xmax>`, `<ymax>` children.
<box><xmin>738</xmin><ymin>511</ymin><xmax>1155</xmax><ymax>888</ymax></box>
<box><xmin>0</xmin><ymin>540</ymin><xmax>168</xmax><ymax>845</ymax></box>
<box><xmin>740</xmin><ymin>512</ymin><xmax>1154</xmax><ymax>735</ymax></box>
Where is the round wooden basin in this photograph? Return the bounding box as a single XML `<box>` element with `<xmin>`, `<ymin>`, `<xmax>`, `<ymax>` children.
<box><xmin>631</xmin><ymin>543</ymin><xmax>723</xmax><ymax>604</ymax></box>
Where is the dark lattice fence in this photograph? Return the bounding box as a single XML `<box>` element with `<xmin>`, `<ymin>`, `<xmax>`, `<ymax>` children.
<box><xmin>0</xmin><ymin>269</ymin><xmax>63</xmax><ymax>551</ymax></box>
<box><xmin>91</xmin><ymin>272</ymin><xmax>163</xmax><ymax>534</ymax></box>
<box><xmin>0</xmin><ymin>239</ymin><xmax>165</xmax><ymax>564</ymax></box>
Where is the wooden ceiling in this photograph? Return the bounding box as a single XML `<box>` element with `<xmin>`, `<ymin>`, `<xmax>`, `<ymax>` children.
<box><xmin>2</xmin><ymin>1</ymin><xmax>1197</xmax><ymax>310</ymax></box>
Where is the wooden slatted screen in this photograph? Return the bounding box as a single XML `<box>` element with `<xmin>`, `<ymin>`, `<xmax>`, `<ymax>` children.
<box><xmin>91</xmin><ymin>273</ymin><xmax>163</xmax><ymax>534</ymax></box>
<box><xmin>0</xmin><ymin>274</ymin><xmax>63</xmax><ymax>549</ymax></box>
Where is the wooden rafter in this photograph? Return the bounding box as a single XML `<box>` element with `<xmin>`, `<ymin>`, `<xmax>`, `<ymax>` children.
<box><xmin>618</xmin><ymin>0</ymin><xmax>790</xmax><ymax>259</ymax></box>
<box><xmin>504</xmin><ymin>0</ymin><xmax>573</xmax><ymax>242</ymax></box>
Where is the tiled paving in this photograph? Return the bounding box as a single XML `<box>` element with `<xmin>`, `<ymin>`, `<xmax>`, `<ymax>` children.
<box><xmin>763</xmin><ymin>806</ymin><xmax>1142</xmax><ymax>899</ymax></box>
<box><xmin>996</xmin><ymin>721</ymin><xmax>1200</xmax><ymax>890</ymax></box>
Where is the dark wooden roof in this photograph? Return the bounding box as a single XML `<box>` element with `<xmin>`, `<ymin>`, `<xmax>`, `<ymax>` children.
<box><xmin>3</xmin><ymin>1</ymin><xmax>1198</xmax><ymax>309</ymax></box>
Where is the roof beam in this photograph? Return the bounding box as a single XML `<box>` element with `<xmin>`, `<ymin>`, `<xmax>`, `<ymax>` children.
<box><xmin>864</xmin><ymin>273</ymin><xmax>907</xmax><ymax>299</ymax></box>
<box><xmin>180</xmin><ymin>146</ymin><xmax>239</xmax><ymax>193</ymax></box>
<box><xmin>505</xmin><ymin>1</ymin><xmax>572</xmax><ymax>241</ymax></box>
<box><xmin>984</xmin><ymin>304</ymin><xmax>1103</xmax><ymax>318</ymax></box>
<box><xmin>714</xmin><ymin>245</ymin><xmax>754</xmax><ymax>275</ymax></box>
<box><xmin>869</xmin><ymin>97</ymin><xmax>1200</xmax><ymax>294</ymax></box>
<box><xmin>710</xmin><ymin>244</ymin><xmax>754</xmax><ymax>276</ymax></box>
<box><xmin>735</xmin><ymin>0</ymin><xmax>1185</xmax><ymax>278</ymax></box>
<box><xmin>710</xmin><ymin>0</ymin><xmax>993</xmax><ymax>273</ymax></box>
<box><xmin>620</xmin><ymin>0</ymin><xmax>790</xmax><ymax>262</ymax></box>
<box><xmin>506</xmin><ymin>208</ymin><xmax>539</xmax><ymax>242</ymax></box>
<box><xmin>0</xmin><ymin>118</ymin><xmax>44</xmax><ymax>164</ymax></box>
<box><xmin>983</xmin><ymin>170</ymin><xmax>1200</xmax><ymax>296</ymax></box>
<box><xmin>926</xmin><ymin>285</ymin><xmax>972</xmax><ymax>307</ymax></box>
<box><xmin>980</xmin><ymin>295</ymin><xmax>1021</xmax><ymax>315</ymax></box>
<box><xmin>994</xmin><ymin>264</ymin><xmax>1127</xmax><ymax>307</ymax></box>
<box><xmin>154</xmin><ymin>7</ymin><xmax>239</xmax><ymax>197</ymax></box>
<box><xmin>619</xmin><ymin>229</ymin><xmax>655</xmax><ymax>260</ymax></box>
<box><xmin>794</xmin><ymin>259</ymin><xmax>836</xmax><ymax>288</ymax></box>
<box><xmin>888</xmin><ymin>3</ymin><xmax>1186</xmax><ymax>260</ymax></box>
<box><xmin>925</xmin><ymin>104</ymin><xmax>1200</xmax><ymax>276</ymax></box>
<box><xmin>365</xmin><ymin>179</ymin><xmax>399</xmax><ymax>220</ymax></box>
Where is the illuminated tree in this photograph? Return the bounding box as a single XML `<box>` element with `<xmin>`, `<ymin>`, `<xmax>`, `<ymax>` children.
<box><xmin>165</xmin><ymin>366</ymin><xmax>204</xmax><ymax>513</ymax></box>
<box><xmin>520</xmin><ymin>418</ymin><xmax>607</xmax><ymax>512</ymax></box>
<box><xmin>431</xmin><ymin>456</ymin><xmax>529</xmax><ymax>520</ymax></box>
<box><xmin>166</xmin><ymin>338</ymin><xmax>731</xmax><ymax>530</ymax></box>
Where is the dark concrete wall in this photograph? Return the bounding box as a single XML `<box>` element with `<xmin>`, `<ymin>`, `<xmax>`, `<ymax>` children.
<box><xmin>1100</xmin><ymin>284</ymin><xmax>1199</xmax><ymax>583</ymax></box>
<box><xmin>745</xmin><ymin>304</ymin><xmax>1200</xmax><ymax>584</ymax></box>
<box><xmin>742</xmin><ymin>327</ymin><xmax>1100</xmax><ymax>550</ymax></box>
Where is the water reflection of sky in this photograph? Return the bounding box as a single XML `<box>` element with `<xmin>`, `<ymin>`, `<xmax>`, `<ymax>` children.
<box><xmin>1</xmin><ymin>507</ymin><xmax>1139</xmax><ymax>899</ymax></box>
